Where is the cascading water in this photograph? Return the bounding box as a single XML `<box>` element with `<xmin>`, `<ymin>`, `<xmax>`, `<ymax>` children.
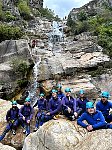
<box><xmin>48</xmin><ymin>21</ymin><xmax>64</xmax><ymax>55</ymax></box>
<box><xmin>28</xmin><ymin>56</ymin><xmax>41</xmax><ymax>105</ymax></box>
<box><xmin>27</xmin><ymin>21</ymin><xmax>64</xmax><ymax>104</ymax></box>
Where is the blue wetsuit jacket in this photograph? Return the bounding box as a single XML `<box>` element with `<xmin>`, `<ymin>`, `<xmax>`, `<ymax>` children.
<box><xmin>76</xmin><ymin>97</ymin><xmax>89</xmax><ymax>114</ymax></box>
<box><xmin>19</xmin><ymin>105</ymin><xmax>34</xmax><ymax>120</ymax></box>
<box><xmin>33</xmin><ymin>98</ymin><xmax>47</xmax><ymax>111</ymax></box>
<box><xmin>48</xmin><ymin>97</ymin><xmax>62</xmax><ymax>116</ymax></box>
<box><xmin>6</xmin><ymin>107</ymin><xmax>19</xmax><ymax>121</ymax></box>
<box><xmin>96</xmin><ymin>100</ymin><xmax>112</xmax><ymax>118</ymax></box>
<box><xmin>62</xmin><ymin>96</ymin><xmax>77</xmax><ymax>112</ymax></box>
<box><xmin>77</xmin><ymin>110</ymin><xmax>107</xmax><ymax>129</ymax></box>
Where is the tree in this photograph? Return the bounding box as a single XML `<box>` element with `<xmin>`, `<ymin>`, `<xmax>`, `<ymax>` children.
<box><xmin>67</xmin><ymin>14</ymin><xmax>74</xmax><ymax>27</ymax></box>
<box><xmin>78</xmin><ymin>11</ymin><xmax>87</xmax><ymax>21</ymax></box>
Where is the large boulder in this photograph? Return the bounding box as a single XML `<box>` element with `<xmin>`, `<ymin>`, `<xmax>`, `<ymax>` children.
<box><xmin>75</xmin><ymin>129</ymin><xmax>112</xmax><ymax>150</ymax></box>
<box><xmin>22</xmin><ymin>119</ymin><xmax>112</xmax><ymax>150</ymax></box>
<box><xmin>22</xmin><ymin>119</ymin><xmax>88</xmax><ymax>150</ymax></box>
<box><xmin>0</xmin><ymin>99</ymin><xmax>11</xmax><ymax>122</ymax></box>
<box><xmin>0</xmin><ymin>39</ymin><xmax>33</xmax><ymax>99</ymax></box>
<box><xmin>0</xmin><ymin>143</ymin><xmax>16</xmax><ymax>150</ymax></box>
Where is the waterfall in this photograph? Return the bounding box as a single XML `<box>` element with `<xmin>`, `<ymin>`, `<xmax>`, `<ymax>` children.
<box><xmin>48</xmin><ymin>21</ymin><xmax>64</xmax><ymax>55</ymax></box>
<box><xmin>28</xmin><ymin>56</ymin><xmax>41</xmax><ymax>105</ymax></box>
<box><xmin>27</xmin><ymin>21</ymin><xmax>64</xmax><ymax>104</ymax></box>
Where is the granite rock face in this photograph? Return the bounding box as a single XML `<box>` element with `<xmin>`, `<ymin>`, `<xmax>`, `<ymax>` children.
<box><xmin>0</xmin><ymin>39</ymin><xmax>33</xmax><ymax>99</ymax></box>
<box><xmin>22</xmin><ymin>119</ymin><xmax>112</xmax><ymax>150</ymax></box>
<box><xmin>69</xmin><ymin>0</ymin><xmax>112</xmax><ymax>21</ymax></box>
<box><xmin>22</xmin><ymin>119</ymin><xmax>88</xmax><ymax>150</ymax></box>
<box><xmin>0</xmin><ymin>143</ymin><xmax>16</xmax><ymax>150</ymax></box>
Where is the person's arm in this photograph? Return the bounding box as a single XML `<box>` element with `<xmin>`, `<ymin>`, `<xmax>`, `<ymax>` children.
<box><xmin>48</xmin><ymin>99</ymin><xmax>53</xmax><ymax>112</ymax></box>
<box><xmin>29</xmin><ymin>106</ymin><xmax>34</xmax><ymax>120</ymax></box>
<box><xmin>96</xmin><ymin>102</ymin><xmax>100</xmax><ymax>111</ymax></box>
<box><xmin>76</xmin><ymin>100</ymin><xmax>83</xmax><ymax>114</ymax></box>
<box><xmin>77</xmin><ymin>113</ymin><xmax>88</xmax><ymax>128</ymax></box>
<box><xmin>50</xmin><ymin>100</ymin><xmax>62</xmax><ymax>115</ymax></box>
<box><xmin>62</xmin><ymin>93</ymin><xmax>65</xmax><ymax>99</ymax></box>
<box><xmin>62</xmin><ymin>97</ymin><xmax>68</xmax><ymax>109</ymax></box>
<box><xmin>19</xmin><ymin>106</ymin><xmax>24</xmax><ymax>117</ymax></box>
<box><xmin>45</xmin><ymin>99</ymin><xmax>48</xmax><ymax>111</ymax></box>
<box><xmin>6</xmin><ymin>109</ymin><xmax>11</xmax><ymax>121</ymax></box>
<box><xmin>110</xmin><ymin>102</ymin><xmax>112</xmax><ymax>108</ymax></box>
<box><xmin>73</xmin><ymin>98</ymin><xmax>77</xmax><ymax>112</ymax></box>
<box><xmin>92</xmin><ymin>111</ymin><xmax>107</xmax><ymax>129</ymax></box>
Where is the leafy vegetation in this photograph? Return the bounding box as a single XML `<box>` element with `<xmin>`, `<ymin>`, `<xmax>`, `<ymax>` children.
<box><xmin>0</xmin><ymin>0</ymin><xmax>3</xmax><ymax>20</ymax></box>
<box><xmin>18</xmin><ymin>0</ymin><xmax>32</xmax><ymax>20</ymax></box>
<box><xmin>37</xmin><ymin>7</ymin><xmax>61</xmax><ymax>21</ymax></box>
<box><xmin>77</xmin><ymin>11</ymin><xmax>87</xmax><ymax>21</ymax></box>
<box><xmin>0</xmin><ymin>24</ymin><xmax>23</xmax><ymax>42</ymax></box>
<box><xmin>10</xmin><ymin>58</ymin><xmax>29</xmax><ymax>78</ymax></box>
<box><xmin>10</xmin><ymin>58</ymin><xmax>32</xmax><ymax>89</ymax></box>
<box><xmin>4</xmin><ymin>11</ymin><xmax>16</xmax><ymax>21</ymax></box>
<box><xmin>67</xmin><ymin>5</ymin><xmax>112</xmax><ymax>57</ymax></box>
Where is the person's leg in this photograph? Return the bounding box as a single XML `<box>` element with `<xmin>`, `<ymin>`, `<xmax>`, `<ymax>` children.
<box><xmin>39</xmin><ymin>112</ymin><xmax>46</xmax><ymax>126</ymax></box>
<box><xmin>25</xmin><ymin>117</ymin><xmax>31</xmax><ymax>136</ymax></box>
<box><xmin>43</xmin><ymin>115</ymin><xmax>53</xmax><ymax>122</ymax></box>
<box><xmin>63</xmin><ymin>109</ymin><xmax>74</xmax><ymax>120</ymax></box>
<box><xmin>34</xmin><ymin>112</ymin><xmax>41</xmax><ymax>131</ymax></box>
<box><xmin>36</xmin><ymin>112</ymin><xmax>41</xmax><ymax>128</ymax></box>
<box><xmin>18</xmin><ymin>117</ymin><xmax>26</xmax><ymax>133</ymax></box>
<box><xmin>19</xmin><ymin>117</ymin><xmax>25</xmax><ymax>128</ymax></box>
<box><xmin>106</xmin><ymin>123</ymin><xmax>112</xmax><ymax>129</ymax></box>
<box><xmin>12</xmin><ymin>120</ymin><xmax>19</xmax><ymax>135</ymax></box>
<box><xmin>0</xmin><ymin>123</ymin><xmax>11</xmax><ymax>141</ymax></box>
<box><xmin>106</xmin><ymin>114</ymin><xmax>112</xmax><ymax>123</ymax></box>
<box><xmin>25</xmin><ymin>122</ymin><xmax>30</xmax><ymax>136</ymax></box>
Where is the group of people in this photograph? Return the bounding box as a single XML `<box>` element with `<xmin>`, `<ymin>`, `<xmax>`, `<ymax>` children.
<box><xmin>0</xmin><ymin>84</ymin><xmax>112</xmax><ymax>141</ymax></box>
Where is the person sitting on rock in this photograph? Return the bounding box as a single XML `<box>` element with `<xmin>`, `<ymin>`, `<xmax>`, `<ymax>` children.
<box><xmin>76</xmin><ymin>89</ymin><xmax>89</xmax><ymax>116</ymax></box>
<box><xmin>62</xmin><ymin>88</ymin><xmax>78</xmax><ymax>120</ymax></box>
<box><xmin>77</xmin><ymin>102</ymin><xmax>112</xmax><ymax>131</ymax></box>
<box><xmin>32</xmin><ymin>39</ymin><xmax>36</xmax><ymax>48</ymax></box>
<box><xmin>57</xmin><ymin>84</ymin><xmax>65</xmax><ymax>100</ymax></box>
<box><xmin>19</xmin><ymin>97</ymin><xmax>34</xmax><ymax>136</ymax></box>
<box><xmin>0</xmin><ymin>101</ymin><xmax>19</xmax><ymax>141</ymax></box>
<box><xmin>33</xmin><ymin>93</ymin><xmax>48</xmax><ymax>131</ymax></box>
<box><xmin>43</xmin><ymin>89</ymin><xmax>62</xmax><ymax>122</ymax></box>
<box><xmin>96</xmin><ymin>91</ymin><xmax>112</xmax><ymax>123</ymax></box>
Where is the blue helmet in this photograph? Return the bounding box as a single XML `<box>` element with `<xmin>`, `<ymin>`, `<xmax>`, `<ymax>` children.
<box><xmin>79</xmin><ymin>89</ymin><xmax>85</xmax><ymax>94</ymax></box>
<box><xmin>12</xmin><ymin>101</ymin><xmax>17</xmax><ymax>105</ymax></box>
<box><xmin>52</xmin><ymin>89</ymin><xmax>57</xmax><ymax>93</ymax></box>
<box><xmin>86</xmin><ymin>102</ymin><xmax>94</xmax><ymax>109</ymax></box>
<box><xmin>57</xmin><ymin>84</ymin><xmax>62</xmax><ymax>89</ymax></box>
<box><xmin>65</xmin><ymin>88</ymin><xmax>71</xmax><ymax>93</ymax></box>
<box><xmin>39</xmin><ymin>93</ymin><xmax>44</xmax><ymax>97</ymax></box>
<box><xmin>101</xmin><ymin>91</ymin><xmax>110</xmax><ymax>98</ymax></box>
<box><xmin>25</xmin><ymin>97</ymin><xmax>31</xmax><ymax>102</ymax></box>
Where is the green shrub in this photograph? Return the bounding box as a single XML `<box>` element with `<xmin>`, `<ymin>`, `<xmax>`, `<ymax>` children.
<box><xmin>78</xmin><ymin>11</ymin><xmax>87</xmax><ymax>21</ymax></box>
<box><xmin>38</xmin><ymin>7</ymin><xmax>55</xmax><ymax>20</ymax></box>
<box><xmin>0</xmin><ymin>24</ymin><xmax>23</xmax><ymax>42</ymax></box>
<box><xmin>4</xmin><ymin>11</ymin><xmax>16</xmax><ymax>22</ymax></box>
<box><xmin>0</xmin><ymin>0</ymin><xmax>3</xmax><ymax>20</ymax></box>
<box><xmin>18</xmin><ymin>0</ymin><xmax>32</xmax><ymax>20</ymax></box>
<box><xmin>74</xmin><ymin>21</ymin><xmax>89</xmax><ymax>35</ymax></box>
<box><xmin>10</xmin><ymin>58</ymin><xmax>29</xmax><ymax>78</ymax></box>
<box><xmin>17</xmin><ymin>79</ymin><xmax>28</xmax><ymax>88</ymax></box>
<box><xmin>67</xmin><ymin>14</ymin><xmax>75</xmax><ymax>27</ymax></box>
